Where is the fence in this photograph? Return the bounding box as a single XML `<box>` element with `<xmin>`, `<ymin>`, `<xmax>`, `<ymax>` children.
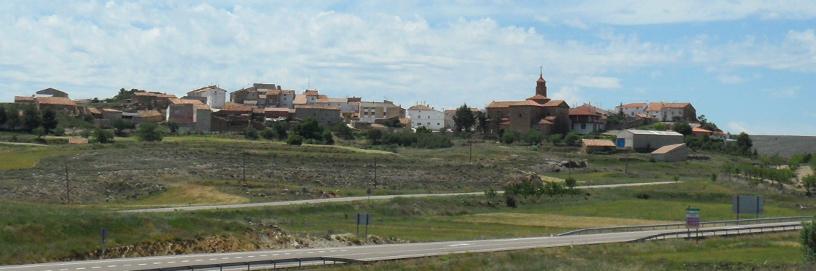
<box><xmin>557</xmin><ymin>216</ymin><xmax>811</xmax><ymax>236</ymax></box>
<box><xmin>632</xmin><ymin>222</ymin><xmax>805</xmax><ymax>242</ymax></box>
<box><xmin>136</xmin><ymin>257</ymin><xmax>359</xmax><ymax>271</ymax></box>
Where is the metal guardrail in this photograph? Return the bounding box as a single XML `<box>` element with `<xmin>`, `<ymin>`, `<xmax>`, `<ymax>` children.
<box><xmin>557</xmin><ymin>216</ymin><xmax>811</xmax><ymax>236</ymax></box>
<box><xmin>632</xmin><ymin>222</ymin><xmax>805</xmax><ymax>242</ymax></box>
<box><xmin>136</xmin><ymin>257</ymin><xmax>360</xmax><ymax>271</ymax></box>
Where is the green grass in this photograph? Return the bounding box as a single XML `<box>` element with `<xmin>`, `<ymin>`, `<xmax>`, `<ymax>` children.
<box><xmin>0</xmin><ymin>145</ymin><xmax>76</xmax><ymax>170</ymax></box>
<box><xmin>316</xmin><ymin>233</ymin><xmax>807</xmax><ymax>271</ymax></box>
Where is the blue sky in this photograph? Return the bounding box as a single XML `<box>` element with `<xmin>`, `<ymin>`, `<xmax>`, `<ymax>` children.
<box><xmin>1</xmin><ymin>0</ymin><xmax>815</xmax><ymax>135</ymax></box>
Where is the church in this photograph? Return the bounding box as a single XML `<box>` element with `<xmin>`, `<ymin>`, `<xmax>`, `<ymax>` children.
<box><xmin>486</xmin><ymin>72</ymin><xmax>571</xmax><ymax>136</ymax></box>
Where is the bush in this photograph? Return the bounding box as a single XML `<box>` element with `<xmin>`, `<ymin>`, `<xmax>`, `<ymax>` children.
<box><xmin>547</xmin><ymin>133</ymin><xmax>563</xmax><ymax>145</ymax></box>
<box><xmin>635</xmin><ymin>193</ymin><xmax>651</xmax><ymax>200</ymax></box>
<box><xmin>53</xmin><ymin>127</ymin><xmax>65</xmax><ymax>136</ymax></box>
<box><xmin>565</xmin><ymin>177</ymin><xmax>577</xmax><ymax>190</ymax></box>
<box><xmin>501</xmin><ymin>131</ymin><xmax>519</xmax><ymax>144</ymax></box>
<box><xmin>94</xmin><ymin>128</ymin><xmax>114</xmax><ymax>144</ymax></box>
<box><xmin>270</xmin><ymin>121</ymin><xmax>288</xmax><ymax>140</ymax></box>
<box><xmin>524</xmin><ymin>130</ymin><xmax>543</xmax><ymax>145</ymax></box>
<box><xmin>367</xmin><ymin>129</ymin><xmax>383</xmax><ymax>144</ymax></box>
<box><xmin>244</xmin><ymin>128</ymin><xmax>259</xmax><ymax>140</ymax></box>
<box><xmin>415</xmin><ymin>133</ymin><xmax>452</xmax><ymax>149</ymax></box>
<box><xmin>261</xmin><ymin>128</ymin><xmax>276</xmax><ymax>140</ymax></box>
<box><xmin>295</xmin><ymin>118</ymin><xmax>325</xmax><ymax>141</ymax></box>
<box><xmin>331</xmin><ymin>123</ymin><xmax>355</xmax><ymax>140</ymax></box>
<box><xmin>112</xmin><ymin>119</ymin><xmax>134</xmax><ymax>137</ymax></box>
<box><xmin>136</xmin><ymin>123</ymin><xmax>164</xmax><ymax>142</ymax></box>
<box><xmin>505</xmin><ymin>194</ymin><xmax>518</xmax><ymax>208</ymax></box>
<box><xmin>322</xmin><ymin>130</ymin><xmax>334</xmax><ymax>145</ymax></box>
<box><xmin>803</xmin><ymin>217</ymin><xmax>816</xmax><ymax>263</ymax></box>
<box><xmin>287</xmin><ymin>134</ymin><xmax>303</xmax><ymax>145</ymax></box>
<box><xmin>564</xmin><ymin>132</ymin><xmax>581</xmax><ymax>146</ymax></box>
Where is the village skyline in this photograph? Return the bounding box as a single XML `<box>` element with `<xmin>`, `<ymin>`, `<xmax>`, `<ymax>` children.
<box><xmin>1</xmin><ymin>1</ymin><xmax>815</xmax><ymax>135</ymax></box>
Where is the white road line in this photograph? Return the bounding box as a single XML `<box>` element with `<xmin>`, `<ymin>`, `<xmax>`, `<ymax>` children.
<box><xmin>75</xmin><ymin>268</ymin><xmax>85</xmax><ymax>270</ymax></box>
<box><xmin>194</xmin><ymin>259</ymin><xmax>202</xmax><ymax>262</ymax></box>
<box><xmin>247</xmin><ymin>256</ymin><xmax>255</xmax><ymax>258</ymax></box>
<box><xmin>221</xmin><ymin>257</ymin><xmax>229</xmax><ymax>260</ymax></box>
<box><xmin>106</xmin><ymin>265</ymin><xmax>117</xmax><ymax>268</ymax></box>
<box><xmin>181</xmin><ymin>260</ymin><xmax>189</xmax><ymax>263</ymax></box>
<box><xmin>137</xmin><ymin>264</ymin><xmax>147</xmax><ymax>266</ymax></box>
<box><xmin>448</xmin><ymin>243</ymin><xmax>471</xmax><ymax>247</ymax></box>
<box><xmin>260</xmin><ymin>255</ymin><xmax>268</xmax><ymax>257</ymax></box>
<box><xmin>209</xmin><ymin>258</ymin><xmax>218</xmax><ymax>261</ymax></box>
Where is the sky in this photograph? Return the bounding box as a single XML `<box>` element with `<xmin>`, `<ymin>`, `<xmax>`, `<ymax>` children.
<box><xmin>1</xmin><ymin>0</ymin><xmax>815</xmax><ymax>135</ymax></box>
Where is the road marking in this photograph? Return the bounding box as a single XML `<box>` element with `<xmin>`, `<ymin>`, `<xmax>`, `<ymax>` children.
<box><xmin>59</xmin><ymin>269</ymin><xmax>68</xmax><ymax>271</ymax></box>
<box><xmin>152</xmin><ymin>262</ymin><xmax>161</xmax><ymax>265</ymax></box>
<box><xmin>221</xmin><ymin>257</ymin><xmax>229</xmax><ymax>260</ymax></box>
<box><xmin>235</xmin><ymin>256</ymin><xmax>243</xmax><ymax>259</ymax></box>
<box><xmin>448</xmin><ymin>243</ymin><xmax>471</xmax><ymax>247</ymax></box>
<box><xmin>284</xmin><ymin>253</ymin><xmax>291</xmax><ymax>255</ymax></box>
<box><xmin>75</xmin><ymin>268</ymin><xmax>85</xmax><ymax>270</ymax></box>
<box><xmin>194</xmin><ymin>259</ymin><xmax>203</xmax><ymax>262</ymax></box>
<box><xmin>209</xmin><ymin>258</ymin><xmax>218</xmax><ymax>261</ymax></box>
<box><xmin>247</xmin><ymin>255</ymin><xmax>255</xmax><ymax>258</ymax></box>
<box><xmin>318</xmin><ymin>250</ymin><xmax>325</xmax><ymax>253</ymax></box>
<box><xmin>260</xmin><ymin>254</ymin><xmax>268</xmax><ymax>257</ymax></box>
<box><xmin>106</xmin><ymin>265</ymin><xmax>117</xmax><ymax>268</ymax></box>
<box><xmin>181</xmin><ymin>260</ymin><xmax>189</xmax><ymax>263</ymax></box>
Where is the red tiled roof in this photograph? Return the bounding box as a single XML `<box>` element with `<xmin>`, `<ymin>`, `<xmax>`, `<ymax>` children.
<box><xmin>14</xmin><ymin>96</ymin><xmax>34</xmax><ymax>102</ymax></box>
<box><xmin>169</xmin><ymin>98</ymin><xmax>204</xmax><ymax>105</ymax></box>
<box><xmin>543</xmin><ymin>99</ymin><xmax>567</xmax><ymax>107</ymax></box>
<box><xmin>569</xmin><ymin>104</ymin><xmax>603</xmax><ymax>116</ymax></box>
<box><xmin>36</xmin><ymin>97</ymin><xmax>77</xmax><ymax>106</ymax></box>
<box><xmin>620</xmin><ymin>103</ymin><xmax>647</xmax><ymax>109</ymax></box>
<box><xmin>652</xmin><ymin>143</ymin><xmax>687</xmax><ymax>154</ymax></box>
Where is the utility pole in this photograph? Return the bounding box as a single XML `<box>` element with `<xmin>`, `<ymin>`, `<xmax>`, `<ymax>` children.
<box><xmin>64</xmin><ymin>163</ymin><xmax>70</xmax><ymax>204</ymax></box>
<box><xmin>469</xmin><ymin>139</ymin><xmax>473</xmax><ymax>163</ymax></box>
<box><xmin>241</xmin><ymin>154</ymin><xmax>246</xmax><ymax>186</ymax></box>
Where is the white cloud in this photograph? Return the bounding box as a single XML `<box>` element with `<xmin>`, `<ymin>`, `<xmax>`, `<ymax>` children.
<box><xmin>0</xmin><ymin>2</ymin><xmax>677</xmax><ymax>108</ymax></box>
<box><xmin>727</xmin><ymin>121</ymin><xmax>752</xmax><ymax>134</ymax></box>
<box><xmin>763</xmin><ymin>86</ymin><xmax>800</xmax><ymax>98</ymax></box>
<box><xmin>716</xmin><ymin>74</ymin><xmax>745</xmax><ymax>85</ymax></box>
<box><xmin>574</xmin><ymin>76</ymin><xmax>621</xmax><ymax>89</ymax></box>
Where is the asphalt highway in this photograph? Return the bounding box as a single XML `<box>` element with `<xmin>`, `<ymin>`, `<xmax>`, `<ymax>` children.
<box><xmin>120</xmin><ymin>181</ymin><xmax>679</xmax><ymax>213</ymax></box>
<box><xmin>0</xmin><ymin>221</ymin><xmax>800</xmax><ymax>271</ymax></box>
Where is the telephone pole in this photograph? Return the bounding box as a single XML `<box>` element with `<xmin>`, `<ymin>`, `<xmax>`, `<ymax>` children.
<box><xmin>64</xmin><ymin>163</ymin><xmax>70</xmax><ymax>204</ymax></box>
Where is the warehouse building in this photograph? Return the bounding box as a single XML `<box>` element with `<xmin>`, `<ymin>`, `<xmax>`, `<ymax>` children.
<box><xmin>616</xmin><ymin>129</ymin><xmax>684</xmax><ymax>152</ymax></box>
<box><xmin>651</xmin><ymin>143</ymin><xmax>690</xmax><ymax>162</ymax></box>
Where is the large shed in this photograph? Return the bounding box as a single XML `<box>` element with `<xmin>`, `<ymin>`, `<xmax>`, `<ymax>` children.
<box><xmin>581</xmin><ymin>139</ymin><xmax>616</xmax><ymax>154</ymax></box>
<box><xmin>617</xmin><ymin>129</ymin><xmax>684</xmax><ymax>152</ymax></box>
<box><xmin>651</xmin><ymin>143</ymin><xmax>690</xmax><ymax>162</ymax></box>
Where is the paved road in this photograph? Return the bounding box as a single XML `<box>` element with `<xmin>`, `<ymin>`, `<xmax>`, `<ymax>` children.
<box><xmin>0</xmin><ymin>221</ymin><xmax>800</xmax><ymax>271</ymax></box>
<box><xmin>120</xmin><ymin>181</ymin><xmax>679</xmax><ymax>213</ymax></box>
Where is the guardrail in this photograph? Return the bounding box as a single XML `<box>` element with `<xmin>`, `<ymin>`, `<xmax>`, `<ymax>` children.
<box><xmin>631</xmin><ymin>222</ymin><xmax>805</xmax><ymax>242</ymax></box>
<box><xmin>557</xmin><ymin>216</ymin><xmax>811</xmax><ymax>236</ymax></box>
<box><xmin>136</xmin><ymin>257</ymin><xmax>360</xmax><ymax>271</ymax></box>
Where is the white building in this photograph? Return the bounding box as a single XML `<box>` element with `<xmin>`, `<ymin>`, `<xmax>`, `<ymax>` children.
<box><xmin>407</xmin><ymin>104</ymin><xmax>445</xmax><ymax>131</ymax></box>
<box><xmin>615</xmin><ymin>103</ymin><xmax>648</xmax><ymax>118</ymax></box>
<box><xmin>616</xmin><ymin>102</ymin><xmax>696</xmax><ymax>122</ymax></box>
<box><xmin>186</xmin><ymin>85</ymin><xmax>227</xmax><ymax>109</ymax></box>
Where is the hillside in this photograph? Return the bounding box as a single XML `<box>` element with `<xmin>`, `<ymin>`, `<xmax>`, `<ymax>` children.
<box><xmin>752</xmin><ymin>135</ymin><xmax>816</xmax><ymax>157</ymax></box>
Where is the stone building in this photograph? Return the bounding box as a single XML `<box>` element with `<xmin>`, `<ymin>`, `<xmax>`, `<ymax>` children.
<box><xmin>294</xmin><ymin>105</ymin><xmax>342</xmax><ymax>126</ymax></box>
<box><xmin>185</xmin><ymin>85</ymin><xmax>227</xmax><ymax>109</ymax></box>
<box><xmin>230</xmin><ymin>83</ymin><xmax>296</xmax><ymax>108</ymax></box>
<box><xmin>486</xmin><ymin>73</ymin><xmax>570</xmax><ymax>136</ymax></box>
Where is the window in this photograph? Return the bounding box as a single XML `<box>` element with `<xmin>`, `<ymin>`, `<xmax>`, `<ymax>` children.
<box><xmin>581</xmin><ymin>123</ymin><xmax>586</xmax><ymax>129</ymax></box>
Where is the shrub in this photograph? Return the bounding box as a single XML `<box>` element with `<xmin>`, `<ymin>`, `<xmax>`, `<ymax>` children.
<box><xmin>287</xmin><ymin>134</ymin><xmax>303</xmax><ymax>145</ymax></box>
<box><xmin>244</xmin><ymin>128</ymin><xmax>259</xmax><ymax>140</ymax></box>
<box><xmin>367</xmin><ymin>129</ymin><xmax>383</xmax><ymax>144</ymax></box>
<box><xmin>42</xmin><ymin>110</ymin><xmax>58</xmax><ymax>133</ymax></box>
<box><xmin>112</xmin><ymin>119</ymin><xmax>134</xmax><ymax>137</ymax></box>
<box><xmin>94</xmin><ymin>128</ymin><xmax>114</xmax><ymax>144</ymax></box>
<box><xmin>565</xmin><ymin>177</ymin><xmax>577</xmax><ymax>190</ymax></box>
<box><xmin>547</xmin><ymin>133</ymin><xmax>563</xmax><ymax>145</ymax></box>
<box><xmin>505</xmin><ymin>194</ymin><xmax>518</xmax><ymax>208</ymax></box>
<box><xmin>331</xmin><ymin>123</ymin><xmax>355</xmax><ymax>140</ymax></box>
<box><xmin>270</xmin><ymin>121</ymin><xmax>288</xmax><ymax>140</ymax></box>
<box><xmin>635</xmin><ymin>193</ymin><xmax>651</xmax><ymax>200</ymax></box>
<box><xmin>564</xmin><ymin>132</ymin><xmax>581</xmax><ymax>146</ymax></box>
<box><xmin>136</xmin><ymin>123</ymin><xmax>164</xmax><ymax>142</ymax></box>
<box><xmin>322</xmin><ymin>130</ymin><xmax>334</xmax><ymax>145</ymax></box>
<box><xmin>32</xmin><ymin>127</ymin><xmax>45</xmax><ymax>139</ymax></box>
<box><xmin>295</xmin><ymin>118</ymin><xmax>325</xmax><ymax>141</ymax></box>
<box><xmin>501</xmin><ymin>131</ymin><xmax>519</xmax><ymax>144</ymax></box>
<box><xmin>524</xmin><ymin>130</ymin><xmax>543</xmax><ymax>145</ymax></box>
<box><xmin>415</xmin><ymin>133</ymin><xmax>452</xmax><ymax>149</ymax></box>
<box><xmin>261</xmin><ymin>128</ymin><xmax>276</xmax><ymax>140</ymax></box>
<box><xmin>53</xmin><ymin>127</ymin><xmax>65</xmax><ymax>136</ymax></box>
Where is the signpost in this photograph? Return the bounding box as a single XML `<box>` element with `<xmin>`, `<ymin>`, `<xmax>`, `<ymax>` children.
<box><xmin>732</xmin><ymin>195</ymin><xmax>764</xmax><ymax>223</ymax></box>
<box><xmin>686</xmin><ymin>207</ymin><xmax>700</xmax><ymax>240</ymax></box>
<box><xmin>100</xmin><ymin>228</ymin><xmax>108</xmax><ymax>259</ymax></box>
<box><xmin>356</xmin><ymin>213</ymin><xmax>371</xmax><ymax>239</ymax></box>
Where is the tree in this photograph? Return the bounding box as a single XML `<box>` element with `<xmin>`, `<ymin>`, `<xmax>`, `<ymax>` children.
<box><xmin>804</xmin><ymin>175</ymin><xmax>816</xmax><ymax>197</ymax></box>
<box><xmin>22</xmin><ymin>106</ymin><xmax>41</xmax><ymax>132</ymax></box>
<box><xmin>524</xmin><ymin>130</ymin><xmax>543</xmax><ymax>145</ymax></box>
<box><xmin>673</xmin><ymin>122</ymin><xmax>692</xmax><ymax>136</ymax></box>
<box><xmin>244</xmin><ymin>128</ymin><xmax>259</xmax><ymax>140</ymax></box>
<box><xmin>803</xmin><ymin>216</ymin><xmax>816</xmax><ymax>263</ymax></box>
<box><xmin>322</xmin><ymin>130</ymin><xmax>334</xmax><ymax>145</ymax></box>
<box><xmin>32</xmin><ymin>127</ymin><xmax>45</xmax><ymax>139</ymax></box>
<box><xmin>331</xmin><ymin>123</ymin><xmax>355</xmax><ymax>140</ymax></box>
<box><xmin>261</xmin><ymin>128</ymin><xmax>276</xmax><ymax>140</ymax></box>
<box><xmin>367</xmin><ymin>129</ymin><xmax>383</xmax><ymax>144</ymax></box>
<box><xmin>94</xmin><ymin>128</ymin><xmax>114</xmax><ymax>144</ymax></box>
<box><xmin>564</xmin><ymin>132</ymin><xmax>581</xmax><ymax>146</ymax></box>
<box><xmin>501</xmin><ymin>131</ymin><xmax>518</xmax><ymax>144</ymax></box>
<box><xmin>286</xmin><ymin>133</ymin><xmax>303</xmax><ymax>145</ymax></box>
<box><xmin>453</xmin><ymin>104</ymin><xmax>475</xmax><ymax>132</ymax></box>
<box><xmin>136</xmin><ymin>123</ymin><xmax>164</xmax><ymax>142</ymax></box>
<box><xmin>270</xmin><ymin>121</ymin><xmax>288</xmax><ymax>140</ymax></box>
<box><xmin>295</xmin><ymin>118</ymin><xmax>324</xmax><ymax>140</ymax></box>
<box><xmin>112</xmin><ymin>119</ymin><xmax>134</xmax><ymax>137</ymax></box>
<box><xmin>737</xmin><ymin>132</ymin><xmax>753</xmax><ymax>154</ymax></box>
<box><xmin>42</xmin><ymin>110</ymin><xmax>58</xmax><ymax>134</ymax></box>
<box><xmin>474</xmin><ymin>111</ymin><xmax>488</xmax><ymax>134</ymax></box>
<box><xmin>0</xmin><ymin>106</ymin><xmax>6</xmax><ymax>129</ymax></box>
<box><xmin>5</xmin><ymin>105</ymin><xmax>20</xmax><ymax>130</ymax></box>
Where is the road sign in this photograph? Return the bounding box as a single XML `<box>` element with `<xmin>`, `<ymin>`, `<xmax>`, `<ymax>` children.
<box><xmin>732</xmin><ymin>195</ymin><xmax>763</xmax><ymax>215</ymax></box>
<box><xmin>686</xmin><ymin>207</ymin><xmax>700</xmax><ymax>229</ymax></box>
<box><xmin>356</xmin><ymin>213</ymin><xmax>372</xmax><ymax>238</ymax></box>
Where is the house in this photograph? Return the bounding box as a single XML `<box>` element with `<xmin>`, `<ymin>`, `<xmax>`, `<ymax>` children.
<box><xmin>581</xmin><ymin>139</ymin><xmax>616</xmax><ymax>154</ymax></box>
<box><xmin>651</xmin><ymin>143</ymin><xmax>690</xmax><ymax>162</ymax></box>
<box><xmin>315</xmin><ymin>96</ymin><xmax>361</xmax><ymax>120</ymax></box>
<box><xmin>231</xmin><ymin>83</ymin><xmax>296</xmax><ymax>108</ymax></box>
<box><xmin>358</xmin><ymin>100</ymin><xmax>404</xmax><ymax>124</ymax></box>
<box><xmin>263</xmin><ymin>107</ymin><xmax>292</xmax><ymax>119</ymax></box>
<box><xmin>185</xmin><ymin>85</ymin><xmax>227</xmax><ymax>109</ymax></box>
<box><xmin>293</xmin><ymin>105</ymin><xmax>342</xmax><ymax>126</ymax></box>
<box><xmin>486</xmin><ymin>72</ymin><xmax>570</xmax><ymax>136</ymax></box>
<box><xmin>294</xmin><ymin>89</ymin><xmax>325</xmax><ymax>106</ymax></box>
<box><xmin>35</xmin><ymin>97</ymin><xmax>78</xmax><ymax>115</ymax></box>
<box><xmin>211</xmin><ymin>103</ymin><xmax>264</xmax><ymax>132</ymax></box>
<box><xmin>569</xmin><ymin>104</ymin><xmax>607</xmax><ymax>134</ymax></box>
<box><xmin>14</xmin><ymin>96</ymin><xmax>35</xmax><ymax>104</ymax></box>
<box><xmin>692</xmin><ymin>127</ymin><xmax>713</xmax><ymax>137</ymax></box>
<box><xmin>131</xmin><ymin>91</ymin><xmax>177</xmax><ymax>111</ymax></box>
<box><xmin>646</xmin><ymin>102</ymin><xmax>696</xmax><ymax>122</ymax></box>
<box><xmin>407</xmin><ymin>104</ymin><xmax>445</xmax><ymax>131</ymax></box>
<box><xmin>133</xmin><ymin>110</ymin><xmax>164</xmax><ymax>124</ymax></box>
<box><xmin>615</xmin><ymin>103</ymin><xmax>648</xmax><ymax>118</ymax></box>
<box><xmin>166</xmin><ymin>98</ymin><xmax>212</xmax><ymax>132</ymax></box>
<box><xmin>616</xmin><ymin>129</ymin><xmax>684</xmax><ymax>152</ymax></box>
